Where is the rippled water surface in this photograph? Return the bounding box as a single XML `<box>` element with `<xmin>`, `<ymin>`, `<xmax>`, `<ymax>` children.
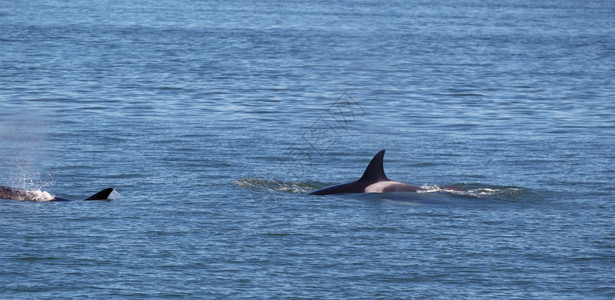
<box><xmin>1</xmin><ymin>0</ymin><xmax>614</xmax><ymax>298</ymax></box>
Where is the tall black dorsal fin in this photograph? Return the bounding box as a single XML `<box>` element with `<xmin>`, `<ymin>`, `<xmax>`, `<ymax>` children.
<box><xmin>358</xmin><ymin>150</ymin><xmax>389</xmax><ymax>182</ymax></box>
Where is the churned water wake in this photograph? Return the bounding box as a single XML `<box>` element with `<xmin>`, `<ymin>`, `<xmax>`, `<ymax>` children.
<box><xmin>418</xmin><ymin>184</ymin><xmax>523</xmax><ymax>198</ymax></box>
<box><xmin>232</xmin><ymin>178</ymin><xmax>313</xmax><ymax>194</ymax></box>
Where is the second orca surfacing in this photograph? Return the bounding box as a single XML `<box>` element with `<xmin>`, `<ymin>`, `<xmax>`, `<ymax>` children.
<box><xmin>310</xmin><ymin>150</ymin><xmax>463</xmax><ymax>195</ymax></box>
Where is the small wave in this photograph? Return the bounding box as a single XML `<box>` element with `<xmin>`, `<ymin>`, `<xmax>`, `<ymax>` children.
<box><xmin>417</xmin><ymin>184</ymin><xmax>467</xmax><ymax>195</ymax></box>
<box><xmin>467</xmin><ymin>187</ymin><xmax>521</xmax><ymax>197</ymax></box>
<box><xmin>417</xmin><ymin>184</ymin><xmax>455</xmax><ymax>193</ymax></box>
<box><xmin>232</xmin><ymin>178</ymin><xmax>312</xmax><ymax>194</ymax></box>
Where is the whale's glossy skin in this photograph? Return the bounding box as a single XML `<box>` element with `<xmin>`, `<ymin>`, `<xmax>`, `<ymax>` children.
<box><xmin>310</xmin><ymin>150</ymin><xmax>462</xmax><ymax>195</ymax></box>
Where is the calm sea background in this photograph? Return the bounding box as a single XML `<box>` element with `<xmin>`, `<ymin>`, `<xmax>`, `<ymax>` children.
<box><xmin>1</xmin><ymin>0</ymin><xmax>614</xmax><ymax>298</ymax></box>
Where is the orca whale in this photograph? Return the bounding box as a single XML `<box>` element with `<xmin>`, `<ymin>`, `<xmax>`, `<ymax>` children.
<box><xmin>310</xmin><ymin>150</ymin><xmax>463</xmax><ymax>195</ymax></box>
<box><xmin>0</xmin><ymin>185</ymin><xmax>114</xmax><ymax>201</ymax></box>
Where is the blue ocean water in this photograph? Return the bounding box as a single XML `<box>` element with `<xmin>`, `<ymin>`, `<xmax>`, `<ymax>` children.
<box><xmin>1</xmin><ymin>0</ymin><xmax>614</xmax><ymax>298</ymax></box>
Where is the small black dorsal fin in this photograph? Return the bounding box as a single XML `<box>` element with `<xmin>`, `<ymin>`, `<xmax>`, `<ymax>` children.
<box><xmin>84</xmin><ymin>188</ymin><xmax>114</xmax><ymax>201</ymax></box>
<box><xmin>358</xmin><ymin>150</ymin><xmax>389</xmax><ymax>182</ymax></box>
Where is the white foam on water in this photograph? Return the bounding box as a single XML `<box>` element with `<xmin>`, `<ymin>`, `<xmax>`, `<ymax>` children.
<box><xmin>23</xmin><ymin>189</ymin><xmax>55</xmax><ymax>202</ymax></box>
